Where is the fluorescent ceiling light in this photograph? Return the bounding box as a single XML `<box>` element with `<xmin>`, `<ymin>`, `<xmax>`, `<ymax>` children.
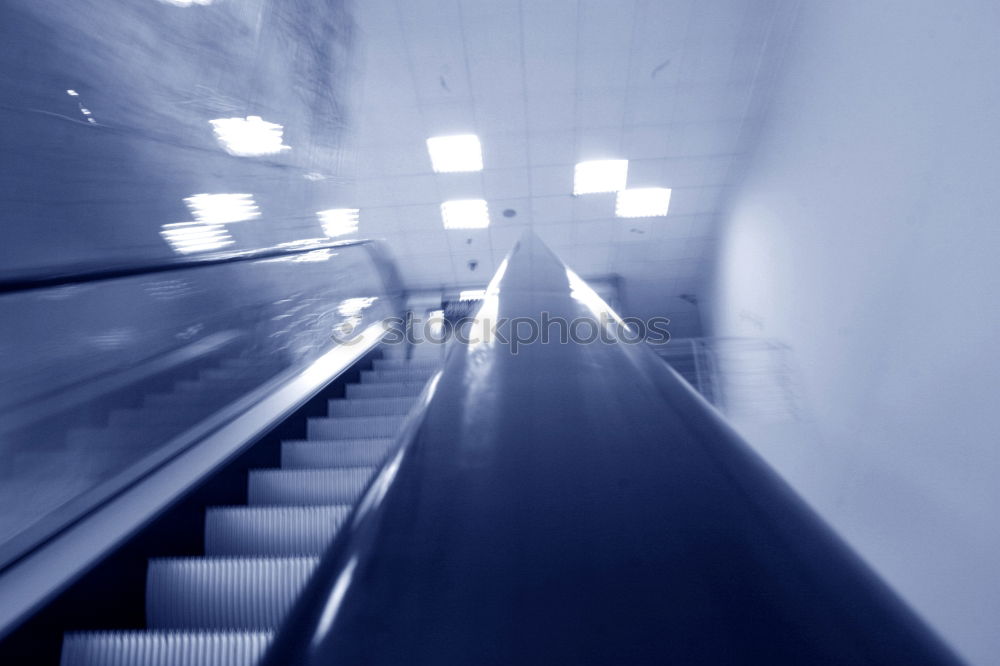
<box><xmin>318</xmin><ymin>208</ymin><xmax>359</xmax><ymax>238</ymax></box>
<box><xmin>427</xmin><ymin>134</ymin><xmax>483</xmax><ymax>173</ymax></box>
<box><xmin>160</xmin><ymin>222</ymin><xmax>234</xmax><ymax>254</ymax></box>
<box><xmin>574</xmin><ymin>159</ymin><xmax>628</xmax><ymax>195</ymax></box>
<box><xmin>210</xmin><ymin>116</ymin><xmax>290</xmax><ymax>157</ymax></box>
<box><xmin>615</xmin><ymin>187</ymin><xmax>672</xmax><ymax>218</ymax></box>
<box><xmin>459</xmin><ymin>289</ymin><xmax>486</xmax><ymax>301</ymax></box>
<box><xmin>184</xmin><ymin>193</ymin><xmax>260</xmax><ymax>224</ymax></box>
<box><xmin>441</xmin><ymin>199</ymin><xmax>490</xmax><ymax>229</ymax></box>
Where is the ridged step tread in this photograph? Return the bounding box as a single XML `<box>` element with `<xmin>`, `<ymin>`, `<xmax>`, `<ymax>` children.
<box><xmin>146</xmin><ymin>557</ymin><xmax>317</xmax><ymax>629</ymax></box>
<box><xmin>360</xmin><ymin>368</ymin><xmax>436</xmax><ymax>383</ymax></box>
<box><xmin>247</xmin><ymin>468</ymin><xmax>375</xmax><ymax>505</ymax></box>
<box><xmin>327</xmin><ymin>396</ymin><xmax>416</xmax><ymax>417</ymax></box>
<box><xmin>60</xmin><ymin>631</ymin><xmax>272</xmax><ymax>666</ymax></box>
<box><xmin>371</xmin><ymin>358</ymin><xmax>441</xmax><ymax>370</ymax></box>
<box><xmin>346</xmin><ymin>381</ymin><xmax>426</xmax><ymax>399</ymax></box>
<box><xmin>306</xmin><ymin>415</ymin><xmax>404</xmax><ymax>439</ymax></box>
<box><xmin>205</xmin><ymin>506</ymin><xmax>350</xmax><ymax>556</ymax></box>
<box><xmin>281</xmin><ymin>439</ymin><xmax>394</xmax><ymax>468</ymax></box>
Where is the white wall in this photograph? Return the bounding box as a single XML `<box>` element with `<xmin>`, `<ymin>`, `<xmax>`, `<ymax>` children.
<box><xmin>708</xmin><ymin>1</ymin><xmax>1000</xmax><ymax>663</ymax></box>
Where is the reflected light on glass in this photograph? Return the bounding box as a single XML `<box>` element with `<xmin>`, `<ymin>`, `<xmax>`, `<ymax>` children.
<box><xmin>573</xmin><ymin>159</ymin><xmax>628</xmax><ymax>195</ymax></box>
<box><xmin>160</xmin><ymin>222</ymin><xmax>234</xmax><ymax>254</ymax></box>
<box><xmin>184</xmin><ymin>193</ymin><xmax>260</xmax><ymax>224</ymax></box>
<box><xmin>337</xmin><ymin>297</ymin><xmax>378</xmax><ymax>318</ymax></box>
<box><xmin>428</xmin><ymin>309</ymin><xmax>446</xmax><ymax>338</ymax></box>
<box><xmin>66</xmin><ymin>89</ymin><xmax>79</xmax><ymax>96</ymax></box>
<box><xmin>615</xmin><ymin>187</ymin><xmax>672</xmax><ymax>218</ymax></box>
<box><xmin>426</xmin><ymin>134</ymin><xmax>483</xmax><ymax>173</ymax></box>
<box><xmin>318</xmin><ymin>208</ymin><xmax>359</xmax><ymax>238</ymax></box>
<box><xmin>159</xmin><ymin>0</ymin><xmax>214</xmax><ymax>6</ymax></box>
<box><xmin>210</xmin><ymin>116</ymin><xmax>291</xmax><ymax>157</ymax></box>
<box><xmin>566</xmin><ymin>267</ymin><xmax>625</xmax><ymax>325</ymax></box>
<box><xmin>459</xmin><ymin>289</ymin><xmax>486</xmax><ymax>301</ymax></box>
<box><xmin>441</xmin><ymin>199</ymin><xmax>489</xmax><ymax>229</ymax></box>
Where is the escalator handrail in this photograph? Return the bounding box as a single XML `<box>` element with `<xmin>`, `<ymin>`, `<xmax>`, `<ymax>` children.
<box><xmin>262</xmin><ymin>232</ymin><xmax>961</xmax><ymax>665</ymax></box>
<box><xmin>0</xmin><ymin>238</ymin><xmax>375</xmax><ymax>294</ymax></box>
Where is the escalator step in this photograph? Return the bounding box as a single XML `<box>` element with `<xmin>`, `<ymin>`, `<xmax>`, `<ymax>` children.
<box><xmin>281</xmin><ymin>439</ymin><xmax>394</xmax><ymax>468</ymax></box>
<box><xmin>346</xmin><ymin>381</ymin><xmax>426</xmax><ymax>399</ymax></box>
<box><xmin>205</xmin><ymin>505</ymin><xmax>350</xmax><ymax>556</ymax></box>
<box><xmin>371</xmin><ymin>358</ymin><xmax>441</xmax><ymax>371</ymax></box>
<box><xmin>306</xmin><ymin>415</ymin><xmax>404</xmax><ymax>439</ymax></box>
<box><xmin>146</xmin><ymin>557</ymin><xmax>317</xmax><ymax>629</ymax></box>
<box><xmin>60</xmin><ymin>631</ymin><xmax>272</xmax><ymax>666</ymax></box>
<box><xmin>247</xmin><ymin>468</ymin><xmax>375</xmax><ymax>505</ymax></box>
<box><xmin>360</xmin><ymin>368</ymin><xmax>436</xmax><ymax>383</ymax></box>
<box><xmin>327</xmin><ymin>396</ymin><xmax>416</xmax><ymax>417</ymax></box>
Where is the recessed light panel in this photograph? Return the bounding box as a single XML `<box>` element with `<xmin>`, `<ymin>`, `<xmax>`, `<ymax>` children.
<box><xmin>441</xmin><ymin>199</ymin><xmax>490</xmax><ymax>229</ymax></box>
<box><xmin>318</xmin><ymin>208</ymin><xmax>360</xmax><ymax>237</ymax></box>
<box><xmin>573</xmin><ymin>159</ymin><xmax>628</xmax><ymax>195</ymax></box>
<box><xmin>427</xmin><ymin>135</ymin><xmax>483</xmax><ymax>173</ymax></box>
<box><xmin>615</xmin><ymin>187</ymin><xmax>672</xmax><ymax>218</ymax></box>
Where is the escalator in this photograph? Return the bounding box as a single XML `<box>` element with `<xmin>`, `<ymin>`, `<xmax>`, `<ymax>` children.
<box><xmin>60</xmin><ymin>346</ymin><xmax>442</xmax><ymax>665</ymax></box>
<box><xmin>0</xmin><ymin>234</ymin><xmax>962</xmax><ymax>665</ymax></box>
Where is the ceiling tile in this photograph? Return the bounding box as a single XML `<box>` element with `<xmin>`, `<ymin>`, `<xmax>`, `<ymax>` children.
<box><xmin>525</xmin><ymin>93</ymin><xmax>576</xmax><ymax>131</ymax></box>
<box><xmin>572</xmin><ymin>195</ymin><xmax>616</xmax><ymax>221</ymax></box>
<box><xmin>529</xmin><ymin>166</ymin><xmax>573</xmax><ymax>197</ymax></box>
<box><xmin>531</xmin><ymin>195</ymin><xmax>574</xmax><ymax>223</ymax></box>
<box><xmin>436</xmin><ymin>172</ymin><xmax>485</xmax><ymax>200</ymax></box>
<box><xmin>575</xmin><ymin>128</ymin><xmax>624</xmax><ymax>160</ymax></box>
<box><xmin>483</xmin><ymin>132</ymin><xmax>529</xmax><ymax>168</ymax></box>
<box><xmin>573</xmin><ymin>220</ymin><xmax>617</xmax><ymax>245</ymax></box>
<box><xmin>489</xmin><ymin>223</ymin><xmax>530</xmax><ymax>255</ymax></box>
<box><xmin>534</xmin><ymin>223</ymin><xmax>577</xmax><ymax>249</ymax></box>
<box><xmin>623</xmin><ymin>125</ymin><xmax>673</xmax><ymax>159</ymax></box>
<box><xmin>483</xmin><ymin>169</ymin><xmax>531</xmax><ymax>200</ymax></box>
<box><xmin>575</xmin><ymin>91</ymin><xmax>627</xmax><ymax>129</ymax></box>
<box><xmin>528</xmin><ymin>131</ymin><xmax>576</xmax><ymax>167</ymax></box>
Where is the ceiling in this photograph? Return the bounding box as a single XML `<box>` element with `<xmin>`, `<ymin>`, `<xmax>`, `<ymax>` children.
<box><xmin>346</xmin><ymin>0</ymin><xmax>791</xmax><ymax>334</ymax></box>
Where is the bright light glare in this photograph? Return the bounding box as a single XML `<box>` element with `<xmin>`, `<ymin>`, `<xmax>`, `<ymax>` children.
<box><xmin>615</xmin><ymin>187</ymin><xmax>672</xmax><ymax>218</ymax></box>
<box><xmin>441</xmin><ymin>199</ymin><xmax>489</xmax><ymax>229</ymax></box>
<box><xmin>573</xmin><ymin>159</ymin><xmax>628</xmax><ymax>195</ymax></box>
<box><xmin>337</xmin><ymin>297</ymin><xmax>378</xmax><ymax>317</ymax></box>
<box><xmin>160</xmin><ymin>222</ymin><xmax>234</xmax><ymax>254</ymax></box>
<box><xmin>317</xmin><ymin>208</ymin><xmax>359</xmax><ymax>238</ymax></box>
<box><xmin>210</xmin><ymin>116</ymin><xmax>291</xmax><ymax>157</ymax></box>
<box><xmin>459</xmin><ymin>289</ymin><xmax>486</xmax><ymax>301</ymax></box>
<box><xmin>184</xmin><ymin>193</ymin><xmax>260</xmax><ymax>224</ymax></box>
<box><xmin>66</xmin><ymin>90</ymin><xmax>79</xmax><ymax>96</ymax></box>
<box><xmin>160</xmin><ymin>0</ymin><xmax>214</xmax><ymax>6</ymax></box>
<box><xmin>427</xmin><ymin>309</ymin><xmax>446</xmax><ymax>338</ymax></box>
<box><xmin>426</xmin><ymin>135</ymin><xmax>483</xmax><ymax>173</ymax></box>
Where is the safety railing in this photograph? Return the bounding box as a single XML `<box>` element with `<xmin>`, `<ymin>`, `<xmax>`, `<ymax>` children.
<box><xmin>262</xmin><ymin>233</ymin><xmax>959</xmax><ymax>665</ymax></box>
<box><xmin>0</xmin><ymin>239</ymin><xmax>402</xmax><ymax>571</ymax></box>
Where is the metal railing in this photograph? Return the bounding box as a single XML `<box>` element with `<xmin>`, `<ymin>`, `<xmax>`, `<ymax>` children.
<box><xmin>655</xmin><ymin>336</ymin><xmax>801</xmax><ymax>423</ymax></box>
<box><xmin>0</xmin><ymin>238</ymin><xmax>402</xmax><ymax>573</ymax></box>
<box><xmin>261</xmin><ymin>233</ymin><xmax>959</xmax><ymax>665</ymax></box>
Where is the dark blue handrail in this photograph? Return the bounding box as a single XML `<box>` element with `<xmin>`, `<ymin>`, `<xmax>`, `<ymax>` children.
<box><xmin>263</xmin><ymin>232</ymin><xmax>961</xmax><ymax>665</ymax></box>
<box><xmin>0</xmin><ymin>238</ymin><xmax>375</xmax><ymax>293</ymax></box>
